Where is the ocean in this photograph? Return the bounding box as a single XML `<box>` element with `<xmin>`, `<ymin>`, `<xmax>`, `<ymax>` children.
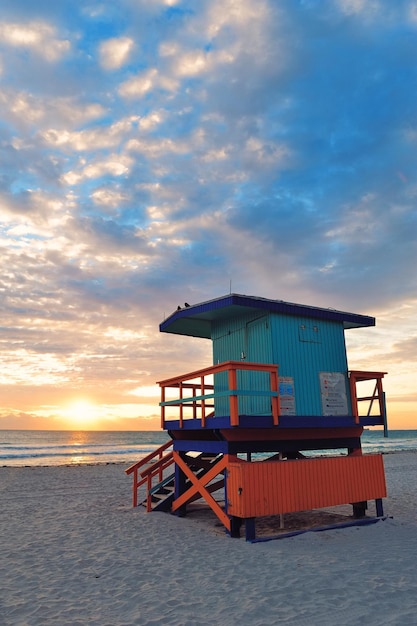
<box><xmin>1</xmin><ymin>429</ymin><xmax>417</xmax><ymax>467</ymax></box>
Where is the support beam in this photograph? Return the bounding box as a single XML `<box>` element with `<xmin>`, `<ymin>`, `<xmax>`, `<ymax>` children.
<box><xmin>171</xmin><ymin>451</ymin><xmax>230</xmax><ymax>531</ymax></box>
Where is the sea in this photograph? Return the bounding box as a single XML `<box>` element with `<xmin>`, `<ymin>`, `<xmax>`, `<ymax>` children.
<box><xmin>1</xmin><ymin>429</ymin><xmax>417</xmax><ymax>467</ymax></box>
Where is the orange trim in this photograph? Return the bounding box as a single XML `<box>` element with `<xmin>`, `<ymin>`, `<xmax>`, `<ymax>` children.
<box><xmin>139</xmin><ymin>451</ymin><xmax>174</xmax><ymax>478</ymax></box>
<box><xmin>349</xmin><ymin>371</ymin><xmax>387</xmax><ymax>424</ymax></box>
<box><xmin>228</xmin><ymin>367</ymin><xmax>239</xmax><ymax>426</ymax></box>
<box><xmin>125</xmin><ymin>439</ymin><xmax>173</xmax><ymax>507</ymax></box>
<box><xmin>171</xmin><ymin>451</ymin><xmax>230</xmax><ymax>531</ymax></box>
<box><xmin>179</xmin><ymin>382</ymin><xmax>183</xmax><ymax>428</ymax></box>
<box><xmin>157</xmin><ymin>360</ymin><xmax>280</xmax><ymax>386</ymax></box>
<box><xmin>160</xmin><ymin>386</ymin><xmax>166</xmax><ymax>429</ymax></box>
<box><xmin>201</xmin><ymin>376</ymin><xmax>206</xmax><ymax>427</ymax></box>
<box><xmin>125</xmin><ymin>439</ymin><xmax>172</xmax><ymax>475</ymax></box>
<box><xmin>159</xmin><ymin>361</ymin><xmax>280</xmax><ymax>428</ymax></box>
<box><xmin>270</xmin><ymin>369</ymin><xmax>279</xmax><ymax>425</ymax></box>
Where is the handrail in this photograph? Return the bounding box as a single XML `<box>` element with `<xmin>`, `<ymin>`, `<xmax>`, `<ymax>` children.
<box><xmin>158</xmin><ymin>360</ymin><xmax>279</xmax><ymax>428</ymax></box>
<box><xmin>143</xmin><ymin>453</ymin><xmax>175</xmax><ymax>512</ymax></box>
<box><xmin>125</xmin><ymin>439</ymin><xmax>173</xmax><ymax>507</ymax></box>
<box><xmin>349</xmin><ymin>371</ymin><xmax>387</xmax><ymax>425</ymax></box>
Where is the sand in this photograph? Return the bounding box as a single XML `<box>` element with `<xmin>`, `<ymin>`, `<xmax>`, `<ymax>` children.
<box><xmin>1</xmin><ymin>453</ymin><xmax>417</xmax><ymax>625</ymax></box>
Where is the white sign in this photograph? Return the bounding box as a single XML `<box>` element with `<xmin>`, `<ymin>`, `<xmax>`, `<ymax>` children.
<box><xmin>319</xmin><ymin>372</ymin><xmax>348</xmax><ymax>416</ymax></box>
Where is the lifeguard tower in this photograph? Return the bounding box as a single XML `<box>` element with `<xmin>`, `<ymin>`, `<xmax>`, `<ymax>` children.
<box><xmin>127</xmin><ymin>294</ymin><xmax>388</xmax><ymax>540</ymax></box>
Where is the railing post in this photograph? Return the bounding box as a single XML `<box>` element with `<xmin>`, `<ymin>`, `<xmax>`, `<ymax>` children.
<box><xmin>193</xmin><ymin>384</ymin><xmax>197</xmax><ymax>420</ymax></box>
<box><xmin>133</xmin><ymin>467</ymin><xmax>138</xmax><ymax>508</ymax></box>
<box><xmin>365</xmin><ymin>381</ymin><xmax>377</xmax><ymax>416</ymax></box>
<box><xmin>179</xmin><ymin>382</ymin><xmax>183</xmax><ymax>428</ymax></box>
<box><xmin>270</xmin><ymin>368</ymin><xmax>279</xmax><ymax>426</ymax></box>
<box><xmin>349</xmin><ymin>372</ymin><xmax>359</xmax><ymax>424</ymax></box>
<box><xmin>228</xmin><ymin>366</ymin><xmax>239</xmax><ymax>426</ymax></box>
<box><xmin>201</xmin><ymin>375</ymin><xmax>206</xmax><ymax>427</ymax></box>
<box><xmin>376</xmin><ymin>378</ymin><xmax>384</xmax><ymax>422</ymax></box>
<box><xmin>146</xmin><ymin>475</ymin><xmax>152</xmax><ymax>512</ymax></box>
<box><xmin>383</xmin><ymin>392</ymin><xmax>388</xmax><ymax>437</ymax></box>
<box><xmin>160</xmin><ymin>385</ymin><xmax>165</xmax><ymax>429</ymax></box>
<box><xmin>158</xmin><ymin>448</ymin><xmax>163</xmax><ymax>482</ymax></box>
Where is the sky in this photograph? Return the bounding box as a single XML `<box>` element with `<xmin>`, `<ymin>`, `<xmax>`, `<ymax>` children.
<box><xmin>0</xmin><ymin>0</ymin><xmax>416</xmax><ymax>431</ymax></box>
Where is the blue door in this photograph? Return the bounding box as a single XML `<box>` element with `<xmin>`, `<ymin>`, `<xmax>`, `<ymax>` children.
<box><xmin>244</xmin><ymin>316</ymin><xmax>273</xmax><ymax>415</ymax></box>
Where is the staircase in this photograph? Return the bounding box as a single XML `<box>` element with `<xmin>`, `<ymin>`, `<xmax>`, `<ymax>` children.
<box><xmin>126</xmin><ymin>443</ymin><xmax>224</xmax><ymax>512</ymax></box>
<box><xmin>147</xmin><ymin>452</ymin><xmax>225</xmax><ymax>512</ymax></box>
<box><xmin>148</xmin><ymin>473</ymin><xmax>176</xmax><ymax>511</ymax></box>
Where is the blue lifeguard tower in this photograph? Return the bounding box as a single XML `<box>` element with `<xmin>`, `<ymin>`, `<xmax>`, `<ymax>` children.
<box><xmin>127</xmin><ymin>294</ymin><xmax>388</xmax><ymax>540</ymax></box>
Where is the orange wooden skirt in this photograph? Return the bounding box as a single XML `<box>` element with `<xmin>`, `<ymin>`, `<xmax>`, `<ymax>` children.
<box><xmin>227</xmin><ymin>454</ymin><xmax>386</xmax><ymax>518</ymax></box>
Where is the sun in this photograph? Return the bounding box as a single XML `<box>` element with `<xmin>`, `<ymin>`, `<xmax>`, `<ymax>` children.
<box><xmin>62</xmin><ymin>399</ymin><xmax>100</xmax><ymax>429</ymax></box>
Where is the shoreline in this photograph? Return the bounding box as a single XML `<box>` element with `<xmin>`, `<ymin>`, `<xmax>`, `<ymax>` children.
<box><xmin>2</xmin><ymin>447</ymin><xmax>416</xmax><ymax>470</ymax></box>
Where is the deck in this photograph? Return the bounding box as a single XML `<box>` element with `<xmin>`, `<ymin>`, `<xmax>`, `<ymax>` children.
<box><xmin>158</xmin><ymin>360</ymin><xmax>387</xmax><ymax>432</ymax></box>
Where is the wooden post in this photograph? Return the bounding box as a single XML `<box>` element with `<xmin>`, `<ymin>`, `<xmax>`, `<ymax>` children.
<box><xmin>160</xmin><ymin>385</ymin><xmax>165</xmax><ymax>429</ymax></box>
<box><xmin>375</xmin><ymin>498</ymin><xmax>384</xmax><ymax>517</ymax></box>
<box><xmin>201</xmin><ymin>375</ymin><xmax>206</xmax><ymax>427</ymax></box>
<box><xmin>174</xmin><ymin>452</ymin><xmax>187</xmax><ymax>517</ymax></box>
<box><xmin>146</xmin><ymin>474</ymin><xmax>152</xmax><ymax>512</ymax></box>
<box><xmin>349</xmin><ymin>373</ymin><xmax>359</xmax><ymax>424</ymax></box>
<box><xmin>228</xmin><ymin>366</ymin><xmax>239</xmax><ymax>426</ymax></box>
<box><xmin>383</xmin><ymin>392</ymin><xmax>388</xmax><ymax>437</ymax></box>
<box><xmin>133</xmin><ymin>467</ymin><xmax>138</xmax><ymax>508</ymax></box>
<box><xmin>245</xmin><ymin>518</ymin><xmax>256</xmax><ymax>541</ymax></box>
<box><xmin>270</xmin><ymin>367</ymin><xmax>279</xmax><ymax>426</ymax></box>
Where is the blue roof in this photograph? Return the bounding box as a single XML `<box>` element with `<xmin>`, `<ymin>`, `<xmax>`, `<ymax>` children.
<box><xmin>160</xmin><ymin>293</ymin><xmax>375</xmax><ymax>338</ymax></box>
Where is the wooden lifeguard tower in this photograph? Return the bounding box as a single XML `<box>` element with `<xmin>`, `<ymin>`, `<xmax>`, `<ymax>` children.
<box><xmin>127</xmin><ymin>294</ymin><xmax>388</xmax><ymax>540</ymax></box>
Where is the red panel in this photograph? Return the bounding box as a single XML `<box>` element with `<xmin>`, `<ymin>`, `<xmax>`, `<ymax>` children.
<box><xmin>227</xmin><ymin>454</ymin><xmax>386</xmax><ymax>518</ymax></box>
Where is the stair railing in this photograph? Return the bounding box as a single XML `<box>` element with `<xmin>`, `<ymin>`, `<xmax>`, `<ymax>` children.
<box><xmin>140</xmin><ymin>452</ymin><xmax>175</xmax><ymax>512</ymax></box>
<box><xmin>125</xmin><ymin>439</ymin><xmax>173</xmax><ymax>507</ymax></box>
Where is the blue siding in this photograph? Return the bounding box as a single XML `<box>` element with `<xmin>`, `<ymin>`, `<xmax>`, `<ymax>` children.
<box><xmin>210</xmin><ymin>310</ymin><xmax>351</xmax><ymax>418</ymax></box>
<box><xmin>211</xmin><ymin>313</ymin><xmax>273</xmax><ymax>415</ymax></box>
<box><xmin>270</xmin><ymin>314</ymin><xmax>350</xmax><ymax>416</ymax></box>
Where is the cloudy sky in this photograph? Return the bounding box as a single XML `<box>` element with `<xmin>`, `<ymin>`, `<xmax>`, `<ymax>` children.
<box><xmin>0</xmin><ymin>0</ymin><xmax>416</xmax><ymax>430</ymax></box>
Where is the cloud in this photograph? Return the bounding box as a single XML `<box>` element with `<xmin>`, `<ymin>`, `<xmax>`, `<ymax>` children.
<box><xmin>0</xmin><ymin>20</ymin><xmax>70</xmax><ymax>62</ymax></box>
<box><xmin>61</xmin><ymin>154</ymin><xmax>134</xmax><ymax>185</ymax></box>
<box><xmin>99</xmin><ymin>36</ymin><xmax>134</xmax><ymax>70</ymax></box>
<box><xmin>118</xmin><ymin>67</ymin><xmax>178</xmax><ymax>98</ymax></box>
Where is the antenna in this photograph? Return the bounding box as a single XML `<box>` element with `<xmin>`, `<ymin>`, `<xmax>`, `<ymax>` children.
<box><xmin>229</xmin><ymin>279</ymin><xmax>232</xmax><ymax>294</ymax></box>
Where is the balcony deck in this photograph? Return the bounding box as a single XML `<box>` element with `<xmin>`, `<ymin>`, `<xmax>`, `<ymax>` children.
<box><xmin>158</xmin><ymin>360</ymin><xmax>387</xmax><ymax>434</ymax></box>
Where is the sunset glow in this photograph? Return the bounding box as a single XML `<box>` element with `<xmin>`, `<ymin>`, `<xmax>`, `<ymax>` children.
<box><xmin>0</xmin><ymin>1</ymin><xmax>416</xmax><ymax>431</ymax></box>
<box><xmin>62</xmin><ymin>401</ymin><xmax>100</xmax><ymax>429</ymax></box>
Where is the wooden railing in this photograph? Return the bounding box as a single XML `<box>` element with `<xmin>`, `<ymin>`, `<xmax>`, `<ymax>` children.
<box><xmin>125</xmin><ymin>439</ymin><xmax>173</xmax><ymax>507</ymax></box>
<box><xmin>349</xmin><ymin>371</ymin><xmax>387</xmax><ymax>425</ymax></box>
<box><xmin>158</xmin><ymin>360</ymin><xmax>280</xmax><ymax>428</ymax></box>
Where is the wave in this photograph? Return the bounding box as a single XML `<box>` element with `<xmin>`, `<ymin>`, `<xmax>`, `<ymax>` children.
<box><xmin>0</xmin><ymin>443</ymin><xmax>157</xmax><ymax>452</ymax></box>
<box><xmin>0</xmin><ymin>446</ymin><xmax>160</xmax><ymax>460</ymax></box>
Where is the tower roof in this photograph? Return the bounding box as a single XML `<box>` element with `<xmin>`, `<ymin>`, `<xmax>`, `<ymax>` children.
<box><xmin>160</xmin><ymin>293</ymin><xmax>375</xmax><ymax>338</ymax></box>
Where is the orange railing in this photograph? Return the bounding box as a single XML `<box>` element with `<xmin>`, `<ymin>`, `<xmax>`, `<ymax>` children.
<box><xmin>125</xmin><ymin>439</ymin><xmax>173</xmax><ymax>507</ymax></box>
<box><xmin>349</xmin><ymin>371</ymin><xmax>387</xmax><ymax>425</ymax></box>
<box><xmin>158</xmin><ymin>360</ymin><xmax>280</xmax><ymax>428</ymax></box>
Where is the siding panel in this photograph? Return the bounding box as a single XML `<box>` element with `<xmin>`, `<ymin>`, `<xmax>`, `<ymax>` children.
<box><xmin>270</xmin><ymin>314</ymin><xmax>350</xmax><ymax>416</ymax></box>
<box><xmin>227</xmin><ymin>455</ymin><xmax>386</xmax><ymax>517</ymax></box>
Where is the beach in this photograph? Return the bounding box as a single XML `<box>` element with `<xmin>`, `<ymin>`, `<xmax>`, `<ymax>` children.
<box><xmin>1</xmin><ymin>453</ymin><xmax>417</xmax><ymax>625</ymax></box>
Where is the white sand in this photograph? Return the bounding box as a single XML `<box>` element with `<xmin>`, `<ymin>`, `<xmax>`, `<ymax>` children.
<box><xmin>1</xmin><ymin>453</ymin><xmax>417</xmax><ymax>626</ymax></box>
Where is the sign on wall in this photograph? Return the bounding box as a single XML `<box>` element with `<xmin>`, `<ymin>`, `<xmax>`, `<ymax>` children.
<box><xmin>279</xmin><ymin>376</ymin><xmax>296</xmax><ymax>415</ymax></box>
<box><xmin>319</xmin><ymin>372</ymin><xmax>348</xmax><ymax>416</ymax></box>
